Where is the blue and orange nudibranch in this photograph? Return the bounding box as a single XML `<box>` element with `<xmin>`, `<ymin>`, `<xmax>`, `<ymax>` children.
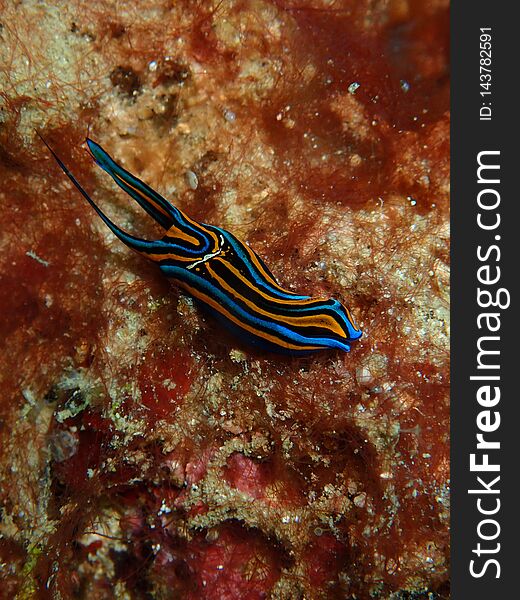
<box><xmin>39</xmin><ymin>134</ymin><xmax>362</xmax><ymax>355</ymax></box>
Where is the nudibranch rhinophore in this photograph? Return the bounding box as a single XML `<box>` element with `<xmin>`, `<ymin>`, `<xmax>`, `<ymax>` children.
<box><xmin>39</xmin><ymin>134</ymin><xmax>362</xmax><ymax>355</ymax></box>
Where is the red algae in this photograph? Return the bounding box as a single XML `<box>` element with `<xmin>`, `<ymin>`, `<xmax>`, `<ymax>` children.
<box><xmin>182</xmin><ymin>522</ymin><xmax>288</xmax><ymax>600</ymax></box>
<box><xmin>258</xmin><ymin>0</ymin><xmax>450</xmax><ymax>212</ymax></box>
<box><xmin>305</xmin><ymin>533</ymin><xmax>349</xmax><ymax>590</ymax></box>
<box><xmin>138</xmin><ymin>346</ymin><xmax>194</xmax><ymax>422</ymax></box>
<box><xmin>0</xmin><ymin>1</ymin><xmax>449</xmax><ymax>599</ymax></box>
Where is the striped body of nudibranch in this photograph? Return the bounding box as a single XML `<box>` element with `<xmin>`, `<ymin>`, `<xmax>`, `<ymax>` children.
<box><xmin>39</xmin><ymin>134</ymin><xmax>362</xmax><ymax>355</ymax></box>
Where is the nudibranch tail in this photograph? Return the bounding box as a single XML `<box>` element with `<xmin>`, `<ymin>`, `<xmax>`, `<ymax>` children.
<box><xmin>40</xmin><ymin>133</ymin><xmax>362</xmax><ymax>355</ymax></box>
<box><xmin>85</xmin><ymin>139</ymin><xmax>176</xmax><ymax>230</ymax></box>
<box><xmin>36</xmin><ymin>132</ymin><xmax>165</xmax><ymax>255</ymax></box>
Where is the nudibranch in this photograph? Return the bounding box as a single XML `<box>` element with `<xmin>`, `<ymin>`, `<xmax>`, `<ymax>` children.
<box><xmin>39</xmin><ymin>134</ymin><xmax>362</xmax><ymax>355</ymax></box>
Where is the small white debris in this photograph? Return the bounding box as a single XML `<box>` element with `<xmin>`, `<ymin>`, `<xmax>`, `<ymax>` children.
<box><xmin>158</xmin><ymin>499</ymin><xmax>172</xmax><ymax>515</ymax></box>
<box><xmin>162</xmin><ymin>378</ymin><xmax>177</xmax><ymax>391</ymax></box>
<box><xmin>22</xmin><ymin>388</ymin><xmax>37</xmax><ymax>405</ymax></box>
<box><xmin>348</xmin><ymin>82</ymin><xmax>361</xmax><ymax>94</ymax></box>
<box><xmin>230</xmin><ymin>349</ymin><xmax>247</xmax><ymax>363</ymax></box>
<box><xmin>26</xmin><ymin>250</ymin><xmax>49</xmax><ymax>267</ymax></box>
<box><xmin>356</xmin><ymin>353</ymin><xmax>388</xmax><ymax>386</ymax></box>
<box><xmin>185</xmin><ymin>170</ymin><xmax>199</xmax><ymax>190</ymax></box>
<box><xmin>353</xmin><ymin>492</ymin><xmax>367</xmax><ymax>508</ymax></box>
<box><xmin>356</xmin><ymin>366</ymin><xmax>373</xmax><ymax>386</ymax></box>
<box><xmin>223</xmin><ymin>109</ymin><xmax>236</xmax><ymax>122</ymax></box>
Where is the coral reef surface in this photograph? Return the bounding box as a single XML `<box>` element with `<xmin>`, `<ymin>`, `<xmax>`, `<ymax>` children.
<box><xmin>0</xmin><ymin>1</ymin><xmax>449</xmax><ymax>598</ymax></box>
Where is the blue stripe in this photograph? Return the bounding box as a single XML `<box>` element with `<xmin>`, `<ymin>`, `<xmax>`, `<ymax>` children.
<box><xmin>160</xmin><ymin>265</ymin><xmax>352</xmax><ymax>352</ymax></box>
<box><xmin>42</xmin><ymin>134</ymin><xmax>362</xmax><ymax>356</ymax></box>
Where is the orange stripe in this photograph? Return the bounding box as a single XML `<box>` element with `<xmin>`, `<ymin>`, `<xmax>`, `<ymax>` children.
<box><xmin>181</xmin><ymin>215</ymin><xmax>220</xmax><ymax>252</ymax></box>
<box><xmin>163</xmin><ymin>224</ymin><xmax>201</xmax><ymax>246</ymax></box>
<box><xmin>113</xmin><ymin>173</ymin><xmax>171</xmax><ymax>219</ymax></box>
<box><xmin>177</xmin><ymin>281</ymin><xmax>324</xmax><ymax>351</ymax></box>
<box><xmin>205</xmin><ymin>263</ymin><xmax>347</xmax><ymax>338</ymax></box>
<box><xmin>147</xmin><ymin>252</ymin><xmax>197</xmax><ymax>263</ymax></box>
<box><xmin>212</xmin><ymin>257</ymin><xmax>324</xmax><ymax>306</ymax></box>
<box><xmin>240</xmin><ymin>242</ymin><xmax>304</xmax><ymax>296</ymax></box>
<box><xmin>344</xmin><ymin>307</ymin><xmax>361</xmax><ymax>332</ymax></box>
<box><xmin>240</xmin><ymin>246</ymin><xmax>361</xmax><ymax>333</ymax></box>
